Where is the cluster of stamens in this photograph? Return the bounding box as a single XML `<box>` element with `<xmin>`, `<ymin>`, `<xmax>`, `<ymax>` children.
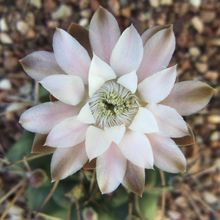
<box><xmin>89</xmin><ymin>80</ymin><xmax>139</xmax><ymax>128</ymax></box>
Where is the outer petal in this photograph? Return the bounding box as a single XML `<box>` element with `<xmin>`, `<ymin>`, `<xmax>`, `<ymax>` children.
<box><xmin>20</xmin><ymin>51</ymin><xmax>65</xmax><ymax>81</ymax></box>
<box><xmin>117</xmin><ymin>71</ymin><xmax>138</xmax><ymax>93</ymax></box>
<box><xmin>32</xmin><ymin>134</ymin><xmax>55</xmax><ymax>154</ymax></box>
<box><xmin>53</xmin><ymin>28</ymin><xmax>90</xmax><ymax>82</ymax></box>
<box><xmin>104</xmin><ymin>125</ymin><xmax>126</xmax><ymax>145</ymax></box>
<box><xmin>141</xmin><ymin>25</ymin><xmax>170</xmax><ymax>45</ymax></box>
<box><xmin>96</xmin><ymin>143</ymin><xmax>126</xmax><ymax>194</ymax></box>
<box><xmin>88</xmin><ymin>54</ymin><xmax>116</xmax><ymax>96</ymax></box>
<box><xmin>77</xmin><ymin>103</ymin><xmax>95</xmax><ymax>124</ymax></box>
<box><xmin>110</xmin><ymin>25</ymin><xmax>143</xmax><ymax>75</ymax></box>
<box><xmin>85</xmin><ymin>126</ymin><xmax>111</xmax><ymax>160</ymax></box>
<box><xmin>138</xmin><ymin>65</ymin><xmax>177</xmax><ymax>104</ymax></box>
<box><xmin>89</xmin><ymin>7</ymin><xmax>120</xmax><ymax>63</ymax></box>
<box><xmin>129</xmin><ymin>107</ymin><xmax>159</xmax><ymax>133</ymax></box>
<box><xmin>118</xmin><ymin>131</ymin><xmax>154</xmax><ymax>168</ymax></box>
<box><xmin>147</xmin><ymin>104</ymin><xmax>189</xmax><ymax>138</ymax></box>
<box><xmin>148</xmin><ymin>134</ymin><xmax>186</xmax><ymax>173</ymax></box>
<box><xmin>19</xmin><ymin>102</ymin><xmax>77</xmax><ymax>134</ymax></box>
<box><xmin>68</xmin><ymin>23</ymin><xmax>92</xmax><ymax>57</ymax></box>
<box><xmin>45</xmin><ymin>117</ymin><xmax>88</xmax><ymax>148</ymax></box>
<box><xmin>122</xmin><ymin>161</ymin><xmax>145</xmax><ymax>196</ymax></box>
<box><xmin>51</xmin><ymin>142</ymin><xmax>88</xmax><ymax>181</ymax></box>
<box><xmin>40</xmin><ymin>75</ymin><xmax>84</xmax><ymax>106</ymax></box>
<box><xmin>138</xmin><ymin>26</ymin><xmax>175</xmax><ymax>81</ymax></box>
<box><xmin>162</xmin><ymin>81</ymin><xmax>215</xmax><ymax>116</ymax></box>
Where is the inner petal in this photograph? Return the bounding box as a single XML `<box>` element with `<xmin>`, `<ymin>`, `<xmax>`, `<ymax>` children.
<box><xmin>89</xmin><ymin>80</ymin><xmax>139</xmax><ymax>128</ymax></box>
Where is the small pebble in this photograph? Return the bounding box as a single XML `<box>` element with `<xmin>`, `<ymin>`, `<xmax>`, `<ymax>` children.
<box><xmin>210</xmin><ymin>131</ymin><xmax>220</xmax><ymax>142</ymax></box>
<box><xmin>149</xmin><ymin>0</ymin><xmax>160</xmax><ymax>8</ymax></box>
<box><xmin>190</xmin><ymin>0</ymin><xmax>201</xmax><ymax>8</ymax></box>
<box><xmin>30</xmin><ymin>0</ymin><xmax>42</xmax><ymax>9</ymax></box>
<box><xmin>0</xmin><ymin>33</ymin><xmax>13</xmax><ymax>44</ymax></box>
<box><xmin>191</xmin><ymin>16</ymin><xmax>204</xmax><ymax>33</ymax></box>
<box><xmin>203</xmin><ymin>192</ymin><xmax>218</xmax><ymax>204</ymax></box>
<box><xmin>52</xmin><ymin>4</ymin><xmax>72</xmax><ymax>20</ymax></box>
<box><xmin>161</xmin><ymin>0</ymin><xmax>173</xmax><ymax>5</ymax></box>
<box><xmin>195</xmin><ymin>62</ymin><xmax>208</xmax><ymax>73</ymax></box>
<box><xmin>204</xmin><ymin>71</ymin><xmax>219</xmax><ymax>81</ymax></box>
<box><xmin>16</xmin><ymin>21</ymin><xmax>29</xmax><ymax>35</ymax></box>
<box><xmin>79</xmin><ymin>18</ymin><xmax>88</xmax><ymax>27</ymax></box>
<box><xmin>189</xmin><ymin>47</ymin><xmax>200</xmax><ymax>57</ymax></box>
<box><xmin>0</xmin><ymin>79</ymin><xmax>12</xmax><ymax>90</ymax></box>
<box><xmin>208</xmin><ymin>115</ymin><xmax>220</xmax><ymax>124</ymax></box>
<box><xmin>0</xmin><ymin>18</ymin><xmax>8</xmax><ymax>31</ymax></box>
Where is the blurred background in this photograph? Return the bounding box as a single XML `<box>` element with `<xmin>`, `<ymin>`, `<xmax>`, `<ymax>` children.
<box><xmin>0</xmin><ymin>0</ymin><xmax>219</xmax><ymax>219</ymax></box>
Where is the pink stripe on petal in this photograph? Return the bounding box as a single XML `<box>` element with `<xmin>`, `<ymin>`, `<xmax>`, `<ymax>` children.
<box><xmin>138</xmin><ymin>26</ymin><xmax>175</xmax><ymax>81</ymax></box>
<box><xmin>45</xmin><ymin>117</ymin><xmax>88</xmax><ymax>148</ymax></box>
<box><xmin>89</xmin><ymin>7</ymin><xmax>120</xmax><ymax>63</ymax></box>
<box><xmin>20</xmin><ymin>51</ymin><xmax>65</xmax><ymax>81</ymax></box>
<box><xmin>53</xmin><ymin>28</ymin><xmax>91</xmax><ymax>83</ymax></box>
<box><xmin>96</xmin><ymin>143</ymin><xmax>126</xmax><ymax>194</ymax></box>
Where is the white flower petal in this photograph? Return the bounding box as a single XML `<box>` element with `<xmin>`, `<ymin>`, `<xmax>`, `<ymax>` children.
<box><xmin>40</xmin><ymin>74</ymin><xmax>85</xmax><ymax>106</ymax></box>
<box><xmin>117</xmin><ymin>71</ymin><xmax>138</xmax><ymax>93</ymax></box>
<box><xmin>118</xmin><ymin>131</ymin><xmax>154</xmax><ymax>168</ymax></box>
<box><xmin>89</xmin><ymin>54</ymin><xmax>116</xmax><ymax>96</ymax></box>
<box><xmin>77</xmin><ymin>103</ymin><xmax>95</xmax><ymax>124</ymax></box>
<box><xmin>85</xmin><ymin>126</ymin><xmax>111</xmax><ymax>160</ymax></box>
<box><xmin>96</xmin><ymin>143</ymin><xmax>126</xmax><ymax>194</ymax></box>
<box><xmin>53</xmin><ymin>28</ymin><xmax>90</xmax><ymax>83</ymax></box>
<box><xmin>162</xmin><ymin>81</ymin><xmax>215</xmax><ymax>116</ymax></box>
<box><xmin>45</xmin><ymin>117</ymin><xmax>88</xmax><ymax>148</ymax></box>
<box><xmin>89</xmin><ymin>7</ymin><xmax>120</xmax><ymax>63</ymax></box>
<box><xmin>138</xmin><ymin>26</ymin><xmax>175</xmax><ymax>81</ymax></box>
<box><xmin>19</xmin><ymin>102</ymin><xmax>77</xmax><ymax>134</ymax></box>
<box><xmin>110</xmin><ymin>25</ymin><xmax>143</xmax><ymax>75</ymax></box>
<box><xmin>148</xmin><ymin>134</ymin><xmax>186</xmax><ymax>173</ymax></box>
<box><xmin>104</xmin><ymin>125</ymin><xmax>126</xmax><ymax>144</ymax></box>
<box><xmin>129</xmin><ymin>107</ymin><xmax>159</xmax><ymax>133</ymax></box>
<box><xmin>51</xmin><ymin>143</ymin><xmax>88</xmax><ymax>181</ymax></box>
<box><xmin>20</xmin><ymin>51</ymin><xmax>65</xmax><ymax>81</ymax></box>
<box><xmin>147</xmin><ymin>104</ymin><xmax>189</xmax><ymax>138</ymax></box>
<box><xmin>138</xmin><ymin>65</ymin><xmax>177</xmax><ymax>104</ymax></box>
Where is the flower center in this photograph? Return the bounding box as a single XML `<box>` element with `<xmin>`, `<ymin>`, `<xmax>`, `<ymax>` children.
<box><xmin>89</xmin><ymin>80</ymin><xmax>139</xmax><ymax>128</ymax></box>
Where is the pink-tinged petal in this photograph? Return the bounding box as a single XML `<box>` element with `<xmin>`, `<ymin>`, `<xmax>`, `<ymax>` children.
<box><xmin>148</xmin><ymin>134</ymin><xmax>186</xmax><ymax>173</ymax></box>
<box><xmin>138</xmin><ymin>65</ymin><xmax>177</xmax><ymax>104</ymax></box>
<box><xmin>122</xmin><ymin>161</ymin><xmax>145</xmax><ymax>196</ymax></box>
<box><xmin>96</xmin><ymin>143</ymin><xmax>126</xmax><ymax>194</ymax></box>
<box><xmin>40</xmin><ymin>75</ymin><xmax>84</xmax><ymax>106</ymax></box>
<box><xmin>162</xmin><ymin>81</ymin><xmax>215</xmax><ymax>116</ymax></box>
<box><xmin>20</xmin><ymin>51</ymin><xmax>65</xmax><ymax>81</ymax></box>
<box><xmin>51</xmin><ymin>142</ymin><xmax>88</xmax><ymax>181</ymax></box>
<box><xmin>77</xmin><ymin>103</ymin><xmax>95</xmax><ymax>124</ymax></box>
<box><xmin>138</xmin><ymin>25</ymin><xmax>175</xmax><ymax>81</ymax></box>
<box><xmin>117</xmin><ymin>71</ymin><xmax>138</xmax><ymax>93</ymax></box>
<box><xmin>53</xmin><ymin>28</ymin><xmax>91</xmax><ymax>82</ymax></box>
<box><xmin>85</xmin><ymin>126</ymin><xmax>111</xmax><ymax>160</ymax></box>
<box><xmin>89</xmin><ymin>7</ymin><xmax>120</xmax><ymax>63</ymax></box>
<box><xmin>147</xmin><ymin>104</ymin><xmax>189</xmax><ymax>138</ymax></box>
<box><xmin>45</xmin><ymin>117</ymin><xmax>88</xmax><ymax>148</ymax></box>
<box><xmin>129</xmin><ymin>107</ymin><xmax>159</xmax><ymax>133</ymax></box>
<box><xmin>88</xmin><ymin>54</ymin><xmax>116</xmax><ymax>96</ymax></box>
<box><xmin>110</xmin><ymin>25</ymin><xmax>143</xmax><ymax>75</ymax></box>
<box><xmin>118</xmin><ymin>131</ymin><xmax>154</xmax><ymax>168</ymax></box>
<box><xmin>19</xmin><ymin>101</ymin><xmax>77</xmax><ymax>134</ymax></box>
<box><xmin>141</xmin><ymin>25</ymin><xmax>170</xmax><ymax>45</ymax></box>
<box><xmin>104</xmin><ymin>125</ymin><xmax>126</xmax><ymax>145</ymax></box>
